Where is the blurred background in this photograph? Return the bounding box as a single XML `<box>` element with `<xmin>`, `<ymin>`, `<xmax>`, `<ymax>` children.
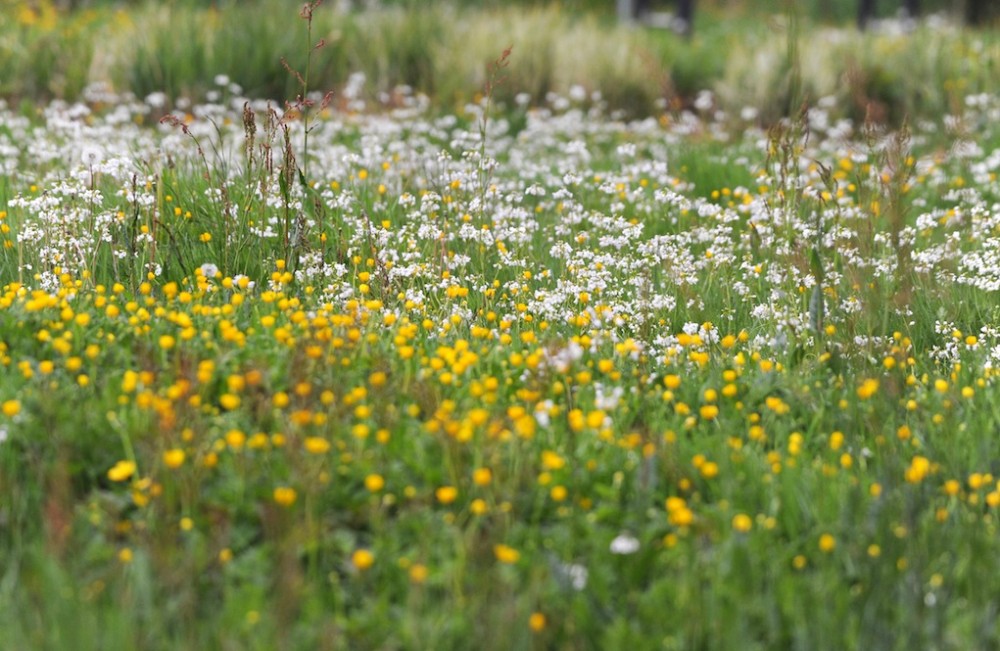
<box><xmin>10</xmin><ymin>0</ymin><xmax>995</xmax><ymax>24</ymax></box>
<box><xmin>1</xmin><ymin>0</ymin><xmax>998</xmax><ymax>123</ymax></box>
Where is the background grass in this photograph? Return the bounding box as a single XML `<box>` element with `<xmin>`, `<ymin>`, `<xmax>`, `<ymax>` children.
<box><xmin>0</xmin><ymin>0</ymin><xmax>999</xmax><ymax>122</ymax></box>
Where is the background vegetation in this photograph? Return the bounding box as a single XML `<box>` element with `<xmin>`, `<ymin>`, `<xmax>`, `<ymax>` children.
<box><xmin>0</xmin><ymin>0</ymin><xmax>998</xmax><ymax>122</ymax></box>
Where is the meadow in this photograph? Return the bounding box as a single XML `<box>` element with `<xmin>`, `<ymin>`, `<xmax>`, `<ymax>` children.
<box><xmin>3</xmin><ymin>1</ymin><xmax>1000</xmax><ymax>650</ymax></box>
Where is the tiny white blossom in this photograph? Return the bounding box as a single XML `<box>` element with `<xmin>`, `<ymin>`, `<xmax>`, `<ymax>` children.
<box><xmin>610</xmin><ymin>533</ymin><xmax>640</xmax><ymax>555</ymax></box>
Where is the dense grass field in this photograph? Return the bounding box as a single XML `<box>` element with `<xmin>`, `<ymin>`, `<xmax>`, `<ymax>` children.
<box><xmin>3</xmin><ymin>1</ymin><xmax>1000</xmax><ymax>650</ymax></box>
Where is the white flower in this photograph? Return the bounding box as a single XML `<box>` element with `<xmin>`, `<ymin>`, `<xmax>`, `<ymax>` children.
<box><xmin>610</xmin><ymin>533</ymin><xmax>640</xmax><ymax>555</ymax></box>
<box><xmin>694</xmin><ymin>90</ymin><xmax>714</xmax><ymax>112</ymax></box>
<box><xmin>80</xmin><ymin>145</ymin><xmax>104</xmax><ymax>167</ymax></box>
<box><xmin>595</xmin><ymin>384</ymin><xmax>624</xmax><ymax>411</ymax></box>
<box><xmin>534</xmin><ymin>401</ymin><xmax>553</xmax><ymax>428</ymax></box>
<box><xmin>563</xmin><ymin>563</ymin><xmax>589</xmax><ymax>590</ymax></box>
<box><xmin>145</xmin><ymin>92</ymin><xmax>167</xmax><ymax>108</ymax></box>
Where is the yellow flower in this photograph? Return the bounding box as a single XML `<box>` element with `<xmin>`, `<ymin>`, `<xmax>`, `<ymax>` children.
<box><xmin>163</xmin><ymin>448</ymin><xmax>186</xmax><ymax>469</ymax></box>
<box><xmin>408</xmin><ymin>563</ymin><xmax>428</xmax><ymax>583</ymax></box>
<box><xmin>904</xmin><ymin>456</ymin><xmax>931</xmax><ymax>484</ymax></box>
<box><xmin>732</xmin><ymin>513</ymin><xmax>753</xmax><ymax>533</ymax></box>
<box><xmin>1</xmin><ymin>399</ymin><xmax>20</xmax><ymax>417</ymax></box>
<box><xmin>541</xmin><ymin>450</ymin><xmax>565</xmax><ymax>471</ymax></box>
<box><xmin>352</xmin><ymin>549</ymin><xmax>374</xmax><ymax>571</ymax></box>
<box><xmin>303</xmin><ymin>436</ymin><xmax>331</xmax><ymax>454</ymax></box>
<box><xmin>273</xmin><ymin>486</ymin><xmax>297</xmax><ymax>507</ymax></box>
<box><xmin>219</xmin><ymin>393</ymin><xmax>240</xmax><ymax>410</ymax></box>
<box><xmin>669</xmin><ymin>506</ymin><xmax>694</xmax><ymax>527</ymax></box>
<box><xmin>472</xmin><ymin>467</ymin><xmax>492</xmax><ymax>486</ymax></box>
<box><xmin>225</xmin><ymin>429</ymin><xmax>246</xmax><ymax>449</ymax></box>
<box><xmin>819</xmin><ymin>533</ymin><xmax>836</xmax><ymax>553</ymax></box>
<box><xmin>494</xmin><ymin>544</ymin><xmax>520</xmax><ymax>564</ymax></box>
<box><xmin>529</xmin><ymin>612</ymin><xmax>547</xmax><ymax>632</ymax></box>
<box><xmin>107</xmin><ymin>460</ymin><xmax>137</xmax><ymax>482</ymax></box>
<box><xmin>665</xmin><ymin>496</ymin><xmax>686</xmax><ymax>513</ymax></box>
<box><xmin>364</xmin><ymin>474</ymin><xmax>385</xmax><ymax>492</ymax></box>
<box><xmin>856</xmin><ymin>378</ymin><xmax>879</xmax><ymax>399</ymax></box>
<box><xmin>435</xmin><ymin>486</ymin><xmax>458</xmax><ymax>504</ymax></box>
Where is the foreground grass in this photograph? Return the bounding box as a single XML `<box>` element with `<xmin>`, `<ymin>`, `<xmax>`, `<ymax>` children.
<box><xmin>3</xmin><ymin>80</ymin><xmax>1000</xmax><ymax>648</ymax></box>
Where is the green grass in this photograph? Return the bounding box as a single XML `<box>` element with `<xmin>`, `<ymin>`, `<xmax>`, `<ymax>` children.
<box><xmin>3</xmin><ymin>1</ymin><xmax>1000</xmax><ymax>649</ymax></box>
<box><xmin>3</xmin><ymin>81</ymin><xmax>1000</xmax><ymax>648</ymax></box>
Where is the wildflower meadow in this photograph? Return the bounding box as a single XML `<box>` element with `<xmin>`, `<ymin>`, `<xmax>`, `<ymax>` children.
<box><xmin>3</xmin><ymin>1</ymin><xmax>1000</xmax><ymax>649</ymax></box>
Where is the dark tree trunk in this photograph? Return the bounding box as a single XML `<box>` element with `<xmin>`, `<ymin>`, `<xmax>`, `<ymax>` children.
<box><xmin>903</xmin><ymin>0</ymin><xmax>919</xmax><ymax>18</ymax></box>
<box><xmin>966</xmin><ymin>0</ymin><xmax>987</xmax><ymax>26</ymax></box>
<box><xmin>676</xmin><ymin>0</ymin><xmax>694</xmax><ymax>34</ymax></box>
<box><xmin>857</xmin><ymin>0</ymin><xmax>876</xmax><ymax>30</ymax></box>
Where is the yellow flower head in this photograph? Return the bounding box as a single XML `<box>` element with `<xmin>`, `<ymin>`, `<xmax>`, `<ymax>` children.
<box><xmin>2</xmin><ymin>399</ymin><xmax>21</xmax><ymax>417</ymax></box>
<box><xmin>364</xmin><ymin>474</ymin><xmax>385</xmax><ymax>492</ymax></box>
<box><xmin>857</xmin><ymin>378</ymin><xmax>879</xmax><ymax>400</ymax></box>
<box><xmin>435</xmin><ymin>486</ymin><xmax>458</xmax><ymax>504</ymax></box>
<box><xmin>303</xmin><ymin>436</ymin><xmax>331</xmax><ymax>455</ymax></box>
<box><xmin>494</xmin><ymin>544</ymin><xmax>520</xmax><ymax>564</ymax></box>
<box><xmin>107</xmin><ymin>460</ymin><xmax>137</xmax><ymax>482</ymax></box>
<box><xmin>163</xmin><ymin>448</ymin><xmax>186</xmax><ymax>469</ymax></box>
<box><xmin>732</xmin><ymin>513</ymin><xmax>753</xmax><ymax>533</ymax></box>
<box><xmin>352</xmin><ymin>549</ymin><xmax>374</xmax><ymax>571</ymax></box>
<box><xmin>273</xmin><ymin>486</ymin><xmax>297</xmax><ymax>507</ymax></box>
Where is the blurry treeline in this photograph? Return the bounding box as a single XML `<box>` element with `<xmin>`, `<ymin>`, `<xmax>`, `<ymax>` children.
<box><xmin>5</xmin><ymin>0</ymin><xmax>995</xmax><ymax>24</ymax></box>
